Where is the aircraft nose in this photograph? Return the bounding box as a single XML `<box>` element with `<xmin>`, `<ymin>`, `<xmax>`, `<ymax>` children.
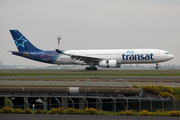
<box><xmin>170</xmin><ymin>54</ymin><xmax>174</xmax><ymax>59</ymax></box>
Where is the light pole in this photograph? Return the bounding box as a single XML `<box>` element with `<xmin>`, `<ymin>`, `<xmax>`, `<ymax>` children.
<box><xmin>56</xmin><ymin>36</ymin><xmax>62</xmax><ymax>69</ymax></box>
<box><xmin>57</xmin><ymin>36</ymin><xmax>62</xmax><ymax>50</ymax></box>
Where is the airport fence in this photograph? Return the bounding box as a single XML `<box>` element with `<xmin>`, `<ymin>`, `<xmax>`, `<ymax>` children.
<box><xmin>0</xmin><ymin>97</ymin><xmax>180</xmax><ymax>112</ymax></box>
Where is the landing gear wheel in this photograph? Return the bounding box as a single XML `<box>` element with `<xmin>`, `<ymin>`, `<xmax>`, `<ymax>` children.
<box><xmin>155</xmin><ymin>63</ymin><xmax>159</xmax><ymax>70</ymax></box>
<box><xmin>91</xmin><ymin>67</ymin><xmax>94</xmax><ymax>70</ymax></box>
<box><xmin>155</xmin><ymin>66</ymin><xmax>159</xmax><ymax>69</ymax></box>
<box><xmin>85</xmin><ymin>67</ymin><xmax>89</xmax><ymax>71</ymax></box>
<box><xmin>85</xmin><ymin>67</ymin><xmax>97</xmax><ymax>71</ymax></box>
<box><xmin>93</xmin><ymin>67</ymin><xmax>97</xmax><ymax>70</ymax></box>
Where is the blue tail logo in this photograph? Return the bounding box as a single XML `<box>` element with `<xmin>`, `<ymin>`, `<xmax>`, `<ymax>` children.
<box><xmin>14</xmin><ymin>36</ymin><xmax>28</xmax><ymax>48</ymax></box>
<box><xmin>10</xmin><ymin>30</ymin><xmax>42</xmax><ymax>52</ymax></box>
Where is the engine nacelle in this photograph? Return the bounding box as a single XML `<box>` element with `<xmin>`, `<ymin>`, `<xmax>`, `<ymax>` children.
<box><xmin>98</xmin><ymin>60</ymin><xmax>121</xmax><ymax>68</ymax></box>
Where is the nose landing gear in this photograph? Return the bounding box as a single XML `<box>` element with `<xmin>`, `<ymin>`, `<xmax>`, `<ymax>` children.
<box><xmin>155</xmin><ymin>63</ymin><xmax>159</xmax><ymax>69</ymax></box>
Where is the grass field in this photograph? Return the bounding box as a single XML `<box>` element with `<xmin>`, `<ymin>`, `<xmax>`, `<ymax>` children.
<box><xmin>0</xmin><ymin>69</ymin><xmax>180</xmax><ymax>77</ymax></box>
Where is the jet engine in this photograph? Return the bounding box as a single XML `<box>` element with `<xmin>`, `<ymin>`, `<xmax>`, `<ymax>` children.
<box><xmin>98</xmin><ymin>60</ymin><xmax>121</xmax><ymax>68</ymax></box>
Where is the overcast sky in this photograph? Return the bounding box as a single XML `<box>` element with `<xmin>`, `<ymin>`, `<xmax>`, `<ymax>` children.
<box><xmin>0</xmin><ymin>0</ymin><xmax>180</xmax><ymax>67</ymax></box>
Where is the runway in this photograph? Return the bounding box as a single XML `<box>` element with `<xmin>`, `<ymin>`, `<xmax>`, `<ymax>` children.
<box><xmin>0</xmin><ymin>114</ymin><xmax>179</xmax><ymax>120</ymax></box>
<box><xmin>0</xmin><ymin>78</ymin><xmax>180</xmax><ymax>87</ymax></box>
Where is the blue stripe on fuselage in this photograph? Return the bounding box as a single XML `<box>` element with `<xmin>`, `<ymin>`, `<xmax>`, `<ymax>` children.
<box><xmin>29</xmin><ymin>51</ymin><xmax>59</xmax><ymax>63</ymax></box>
<box><xmin>13</xmin><ymin>50</ymin><xmax>69</xmax><ymax>64</ymax></box>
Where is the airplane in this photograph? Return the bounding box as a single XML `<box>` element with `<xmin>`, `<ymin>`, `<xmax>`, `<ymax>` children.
<box><xmin>9</xmin><ymin>30</ymin><xmax>174</xmax><ymax>71</ymax></box>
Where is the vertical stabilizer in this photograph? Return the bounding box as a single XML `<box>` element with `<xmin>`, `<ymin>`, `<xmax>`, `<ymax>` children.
<box><xmin>10</xmin><ymin>30</ymin><xmax>42</xmax><ymax>51</ymax></box>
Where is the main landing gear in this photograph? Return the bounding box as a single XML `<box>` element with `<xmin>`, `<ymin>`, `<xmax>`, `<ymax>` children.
<box><xmin>85</xmin><ymin>67</ymin><xmax>97</xmax><ymax>71</ymax></box>
<box><xmin>155</xmin><ymin>63</ymin><xmax>159</xmax><ymax>69</ymax></box>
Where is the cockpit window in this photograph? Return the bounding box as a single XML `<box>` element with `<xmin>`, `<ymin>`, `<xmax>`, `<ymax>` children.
<box><xmin>165</xmin><ymin>53</ymin><xmax>170</xmax><ymax>54</ymax></box>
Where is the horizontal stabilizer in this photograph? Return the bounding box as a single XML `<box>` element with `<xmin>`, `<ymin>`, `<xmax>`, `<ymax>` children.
<box><xmin>9</xmin><ymin>51</ymin><xmax>29</xmax><ymax>57</ymax></box>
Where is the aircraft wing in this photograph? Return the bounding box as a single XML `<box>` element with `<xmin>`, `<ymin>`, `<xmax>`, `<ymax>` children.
<box><xmin>56</xmin><ymin>49</ymin><xmax>103</xmax><ymax>63</ymax></box>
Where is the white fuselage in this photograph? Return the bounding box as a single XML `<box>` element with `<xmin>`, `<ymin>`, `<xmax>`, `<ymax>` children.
<box><xmin>55</xmin><ymin>49</ymin><xmax>174</xmax><ymax>65</ymax></box>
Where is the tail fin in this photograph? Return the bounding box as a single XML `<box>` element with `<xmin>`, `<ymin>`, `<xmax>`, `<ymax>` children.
<box><xmin>10</xmin><ymin>30</ymin><xmax>42</xmax><ymax>51</ymax></box>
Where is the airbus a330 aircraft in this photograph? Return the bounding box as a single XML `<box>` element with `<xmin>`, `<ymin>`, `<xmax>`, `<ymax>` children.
<box><xmin>10</xmin><ymin>30</ymin><xmax>174</xmax><ymax>71</ymax></box>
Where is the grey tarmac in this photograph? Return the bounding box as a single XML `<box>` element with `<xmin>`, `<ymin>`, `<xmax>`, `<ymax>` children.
<box><xmin>0</xmin><ymin>114</ymin><xmax>179</xmax><ymax>120</ymax></box>
<box><xmin>0</xmin><ymin>79</ymin><xmax>180</xmax><ymax>87</ymax></box>
<box><xmin>1</xmin><ymin>76</ymin><xmax>180</xmax><ymax>79</ymax></box>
